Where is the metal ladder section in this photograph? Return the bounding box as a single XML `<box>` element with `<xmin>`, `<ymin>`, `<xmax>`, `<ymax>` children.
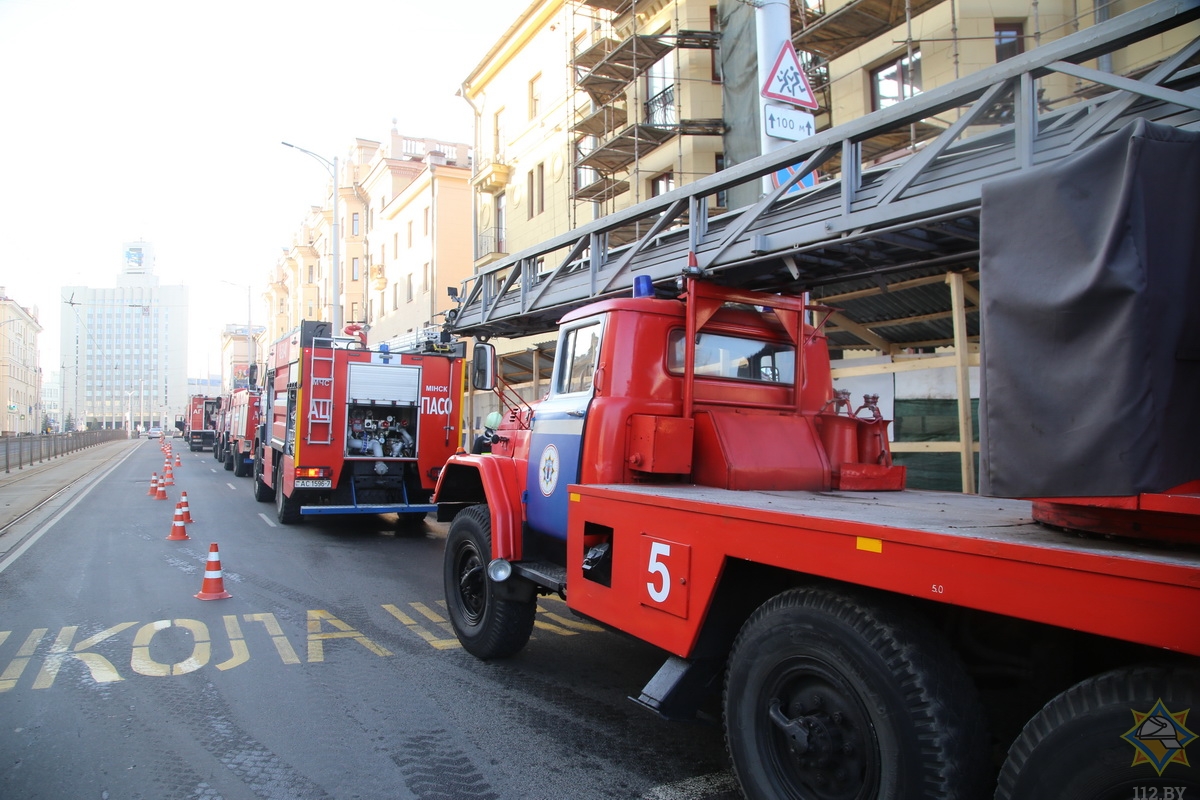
<box><xmin>451</xmin><ymin>0</ymin><xmax>1200</xmax><ymax>340</ymax></box>
<box><xmin>306</xmin><ymin>339</ymin><xmax>336</xmax><ymax>445</ymax></box>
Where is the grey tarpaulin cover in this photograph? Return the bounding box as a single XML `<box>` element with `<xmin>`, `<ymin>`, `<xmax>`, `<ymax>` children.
<box><xmin>978</xmin><ymin>118</ymin><xmax>1200</xmax><ymax>498</ymax></box>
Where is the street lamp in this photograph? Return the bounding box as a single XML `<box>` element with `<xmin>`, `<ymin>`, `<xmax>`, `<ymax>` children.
<box><xmin>282</xmin><ymin>141</ymin><xmax>341</xmax><ymax>333</ymax></box>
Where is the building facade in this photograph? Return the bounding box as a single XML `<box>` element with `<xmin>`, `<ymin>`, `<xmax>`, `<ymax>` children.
<box><xmin>0</xmin><ymin>288</ymin><xmax>43</xmax><ymax>436</ymax></box>
<box><xmin>60</xmin><ymin>242</ymin><xmax>189</xmax><ymax>431</ymax></box>
<box><xmin>266</xmin><ymin>130</ymin><xmax>474</xmax><ymax>349</ymax></box>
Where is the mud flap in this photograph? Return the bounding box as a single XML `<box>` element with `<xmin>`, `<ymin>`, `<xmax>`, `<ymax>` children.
<box><xmin>630</xmin><ymin>655</ymin><xmax>721</xmax><ymax>721</ymax></box>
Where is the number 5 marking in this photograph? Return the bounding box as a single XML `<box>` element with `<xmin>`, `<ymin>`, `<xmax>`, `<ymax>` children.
<box><xmin>647</xmin><ymin>542</ymin><xmax>671</xmax><ymax>603</ymax></box>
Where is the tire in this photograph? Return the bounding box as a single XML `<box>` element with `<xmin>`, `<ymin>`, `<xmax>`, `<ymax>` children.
<box><xmin>724</xmin><ymin>587</ymin><xmax>989</xmax><ymax>800</ymax></box>
<box><xmin>252</xmin><ymin>449</ymin><xmax>274</xmax><ymax>502</ymax></box>
<box><xmin>233</xmin><ymin>449</ymin><xmax>251</xmax><ymax>478</ymax></box>
<box><xmin>996</xmin><ymin>664</ymin><xmax>1200</xmax><ymax>800</ymax></box>
<box><xmin>274</xmin><ymin>462</ymin><xmax>302</xmax><ymax>525</ymax></box>
<box><xmin>443</xmin><ymin>505</ymin><xmax>536</xmax><ymax>660</ymax></box>
<box><xmin>223</xmin><ymin>445</ymin><xmax>235</xmax><ymax>471</ymax></box>
<box><xmin>213</xmin><ymin>438</ymin><xmax>222</xmax><ymax>461</ymax></box>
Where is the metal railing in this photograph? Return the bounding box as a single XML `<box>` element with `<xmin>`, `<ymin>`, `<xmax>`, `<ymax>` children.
<box><xmin>2</xmin><ymin>430</ymin><xmax>128</xmax><ymax>474</ymax></box>
<box><xmin>449</xmin><ymin>0</ymin><xmax>1200</xmax><ymax>339</ymax></box>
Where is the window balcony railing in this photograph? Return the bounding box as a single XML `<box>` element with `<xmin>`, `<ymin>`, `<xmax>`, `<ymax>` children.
<box><xmin>476</xmin><ymin>227</ymin><xmax>507</xmax><ymax>260</ymax></box>
<box><xmin>645</xmin><ymin>85</ymin><xmax>677</xmax><ymax>128</ymax></box>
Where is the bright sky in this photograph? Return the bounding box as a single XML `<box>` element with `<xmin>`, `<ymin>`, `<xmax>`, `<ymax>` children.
<box><xmin>0</xmin><ymin>0</ymin><xmax>525</xmax><ymax>377</ymax></box>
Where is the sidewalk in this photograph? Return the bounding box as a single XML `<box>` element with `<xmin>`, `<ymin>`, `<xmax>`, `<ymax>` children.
<box><xmin>0</xmin><ymin>437</ymin><xmax>142</xmax><ymax>535</ymax></box>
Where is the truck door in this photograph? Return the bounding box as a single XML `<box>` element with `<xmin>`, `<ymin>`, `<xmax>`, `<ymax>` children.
<box><xmin>524</xmin><ymin>319</ymin><xmax>602</xmax><ymax>540</ymax></box>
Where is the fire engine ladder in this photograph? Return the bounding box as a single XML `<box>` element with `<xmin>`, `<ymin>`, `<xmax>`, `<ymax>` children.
<box><xmin>306</xmin><ymin>339</ymin><xmax>336</xmax><ymax>445</ymax></box>
<box><xmin>449</xmin><ymin>0</ymin><xmax>1200</xmax><ymax>340</ymax></box>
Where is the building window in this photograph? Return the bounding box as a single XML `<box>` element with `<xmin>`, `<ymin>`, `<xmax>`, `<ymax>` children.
<box><xmin>528</xmin><ymin>163</ymin><xmax>545</xmax><ymax>220</ymax></box>
<box><xmin>995</xmin><ymin>22</ymin><xmax>1025</xmax><ymax>62</ymax></box>
<box><xmin>351</xmin><ymin>302</ymin><xmax>359</xmax><ymax>322</ymax></box>
<box><xmin>646</xmin><ymin>54</ymin><xmax>676</xmax><ymax>127</ymax></box>
<box><xmin>307</xmin><ymin>265</ymin><xmax>314</xmax><ymax>284</ymax></box>
<box><xmin>407</xmin><ymin>220</ymin><xmax>413</xmax><ymax>247</ymax></box>
<box><xmin>710</xmin><ymin>6</ymin><xmax>722</xmax><ymax>83</ymax></box>
<box><xmin>715</xmin><ymin>153</ymin><xmax>727</xmax><ymax>209</ymax></box>
<box><xmin>651</xmin><ymin>171</ymin><xmax>675</xmax><ymax>197</ymax></box>
<box><xmin>537</xmin><ymin>163</ymin><xmax>545</xmax><ymax>215</ymax></box>
<box><xmin>422</xmin><ymin>262</ymin><xmax>430</xmax><ymax>293</ymax></box>
<box><xmin>493</xmin><ymin>108</ymin><xmax>506</xmax><ymax>158</ymax></box>
<box><xmin>423</xmin><ymin>207</ymin><xmax>430</xmax><ymax>236</ymax></box>
<box><xmin>352</xmin><ymin>212</ymin><xmax>360</xmax><ymax>236</ymax></box>
<box><xmin>871</xmin><ymin>50</ymin><xmax>922</xmax><ymax>111</ymax></box>
<box><xmin>528</xmin><ymin>73</ymin><xmax>541</xmax><ymax>120</ymax></box>
<box><xmin>406</xmin><ymin>274</ymin><xmax>414</xmax><ymax>303</ymax></box>
<box><xmin>393</xmin><ymin>233</ymin><xmax>398</xmax><ymax>258</ymax></box>
<box><xmin>352</xmin><ymin>257</ymin><xmax>360</xmax><ymax>281</ymax></box>
<box><xmin>392</xmin><ymin>284</ymin><xmax>399</xmax><ymax>311</ymax></box>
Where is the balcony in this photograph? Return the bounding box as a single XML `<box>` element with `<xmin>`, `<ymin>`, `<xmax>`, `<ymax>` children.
<box><xmin>475</xmin><ymin>226</ymin><xmax>507</xmax><ymax>266</ymax></box>
<box><xmin>472</xmin><ymin>156</ymin><xmax>512</xmax><ymax>195</ymax></box>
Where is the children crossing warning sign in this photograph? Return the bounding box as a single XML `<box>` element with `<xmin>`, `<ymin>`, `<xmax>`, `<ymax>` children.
<box><xmin>761</xmin><ymin>40</ymin><xmax>819</xmax><ymax>110</ymax></box>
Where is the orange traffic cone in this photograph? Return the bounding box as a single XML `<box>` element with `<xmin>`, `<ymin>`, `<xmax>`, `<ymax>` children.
<box><xmin>161</xmin><ymin>464</ymin><xmax>175</xmax><ymax>486</ymax></box>
<box><xmin>179</xmin><ymin>491</ymin><xmax>194</xmax><ymax>523</ymax></box>
<box><xmin>155</xmin><ymin>479</ymin><xmax>168</xmax><ymax>500</ymax></box>
<box><xmin>174</xmin><ymin>453</ymin><xmax>182</xmax><ymax>467</ymax></box>
<box><xmin>166</xmin><ymin>504</ymin><xmax>190</xmax><ymax>541</ymax></box>
<box><xmin>148</xmin><ymin>473</ymin><xmax>159</xmax><ymax>496</ymax></box>
<box><xmin>195</xmin><ymin>543</ymin><xmax>232</xmax><ymax>600</ymax></box>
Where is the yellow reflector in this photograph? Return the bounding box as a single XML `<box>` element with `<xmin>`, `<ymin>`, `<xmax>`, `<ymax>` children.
<box><xmin>569</xmin><ymin>492</ymin><xmax>581</xmax><ymax>502</ymax></box>
<box><xmin>856</xmin><ymin>537</ymin><xmax>883</xmax><ymax>553</ymax></box>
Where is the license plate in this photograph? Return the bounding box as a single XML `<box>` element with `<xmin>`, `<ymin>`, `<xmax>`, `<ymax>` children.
<box><xmin>294</xmin><ymin>479</ymin><xmax>332</xmax><ymax>488</ymax></box>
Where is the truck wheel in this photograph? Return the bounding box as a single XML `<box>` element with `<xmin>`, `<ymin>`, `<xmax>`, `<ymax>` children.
<box><xmin>724</xmin><ymin>587</ymin><xmax>989</xmax><ymax>800</ymax></box>
<box><xmin>996</xmin><ymin>664</ymin><xmax>1200</xmax><ymax>800</ymax></box>
<box><xmin>252</xmin><ymin>451</ymin><xmax>274</xmax><ymax>502</ymax></box>
<box><xmin>223</xmin><ymin>446</ymin><xmax>235</xmax><ymax>471</ymax></box>
<box><xmin>213</xmin><ymin>439</ymin><xmax>222</xmax><ymax>461</ymax></box>
<box><xmin>444</xmin><ymin>505</ymin><xmax>535</xmax><ymax>660</ymax></box>
<box><xmin>274</xmin><ymin>463</ymin><xmax>302</xmax><ymax>525</ymax></box>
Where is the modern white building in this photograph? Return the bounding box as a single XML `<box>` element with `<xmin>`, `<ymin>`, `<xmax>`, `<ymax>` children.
<box><xmin>60</xmin><ymin>242</ymin><xmax>189</xmax><ymax>431</ymax></box>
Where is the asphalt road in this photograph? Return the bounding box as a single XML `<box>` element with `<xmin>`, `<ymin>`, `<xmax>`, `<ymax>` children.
<box><xmin>0</xmin><ymin>438</ymin><xmax>740</xmax><ymax>799</ymax></box>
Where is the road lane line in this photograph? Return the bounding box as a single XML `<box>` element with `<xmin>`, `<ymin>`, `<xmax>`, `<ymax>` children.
<box><xmin>258</xmin><ymin>513</ymin><xmax>277</xmax><ymax>527</ymax></box>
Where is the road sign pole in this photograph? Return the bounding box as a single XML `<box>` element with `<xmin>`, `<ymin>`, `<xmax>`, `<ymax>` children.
<box><xmin>756</xmin><ymin>0</ymin><xmax>792</xmax><ymax>194</ymax></box>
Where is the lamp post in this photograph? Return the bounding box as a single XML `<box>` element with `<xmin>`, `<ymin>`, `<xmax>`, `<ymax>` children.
<box><xmin>221</xmin><ymin>281</ymin><xmax>256</xmax><ymax>388</ymax></box>
<box><xmin>124</xmin><ymin>390</ymin><xmax>136</xmax><ymax>438</ymax></box>
<box><xmin>282</xmin><ymin>142</ymin><xmax>340</xmax><ymax>333</ymax></box>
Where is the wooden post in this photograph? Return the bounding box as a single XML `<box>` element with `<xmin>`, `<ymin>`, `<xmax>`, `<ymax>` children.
<box><xmin>947</xmin><ymin>272</ymin><xmax>976</xmax><ymax>493</ymax></box>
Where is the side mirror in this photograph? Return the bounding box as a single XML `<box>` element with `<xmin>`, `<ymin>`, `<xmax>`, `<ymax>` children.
<box><xmin>472</xmin><ymin>342</ymin><xmax>497</xmax><ymax>391</ymax></box>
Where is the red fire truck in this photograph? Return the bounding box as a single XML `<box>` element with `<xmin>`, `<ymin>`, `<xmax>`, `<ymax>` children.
<box><xmin>430</xmin><ymin>18</ymin><xmax>1200</xmax><ymax>798</ymax></box>
<box><xmin>220</xmin><ymin>387</ymin><xmax>261</xmax><ymax>477</ymax></box>
<box><xmin>176</xmin><ymin>395</ymin><xmax>219</xmax><ymax>452</ymax></box>
<box><xmin>254</xmin><ymin>320</ymin><xmax>464</xmax><ymax>525</ymax></box>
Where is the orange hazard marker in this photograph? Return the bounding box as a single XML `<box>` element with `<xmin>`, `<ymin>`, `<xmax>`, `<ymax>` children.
<box><xmin>179</xmin><ymin>491</ymin><xmax>194</xmax><ymax>523</ymax></box>
<box><xmin>195</xmin><ymin>543</ymin><xmax>232</xmax><ymax>600</ymax></box>
<box><xmin>154</xmin><ymin>479</ymin><xmax>169</xmax><ymax>500</ymax></box>
<box><xmin>148</xmin><ymin>473</ymin><xmax>159</xmax><ymax>496</ymax></box>
<box><xmin>175</xmin><ymin>453</ymin><xmax>182</xmax><ymax>467</ymax></box>
<box><xmin>166</xmin><ymin>504</ymin><xmax>190</xmax><ymax>541</ymax></box>
<box><xmin>161</xmin><ymin>464</ymin><xmax>175</xmax><ymax>486</ymax></box>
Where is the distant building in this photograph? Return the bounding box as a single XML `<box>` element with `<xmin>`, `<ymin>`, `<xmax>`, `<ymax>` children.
<box><xmin>267</xmin><ymin>129</ymin><xmax>473</xmax><ymax>345</ymax></box>
<box><xmin>60</xmin><ymin>242</ymin><xmax>189</xmax><ymax>431</ymax></box>
<box><xmin>0</xmin><ymin>288</ymin><xmax>43</xmax><ymax>435</ymax></box>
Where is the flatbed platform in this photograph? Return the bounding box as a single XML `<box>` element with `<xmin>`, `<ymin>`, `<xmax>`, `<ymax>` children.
<box><xmin>568</xmin><ymin>484</ymin><xmax>1200</xmax><ymax>657</ymax></box>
